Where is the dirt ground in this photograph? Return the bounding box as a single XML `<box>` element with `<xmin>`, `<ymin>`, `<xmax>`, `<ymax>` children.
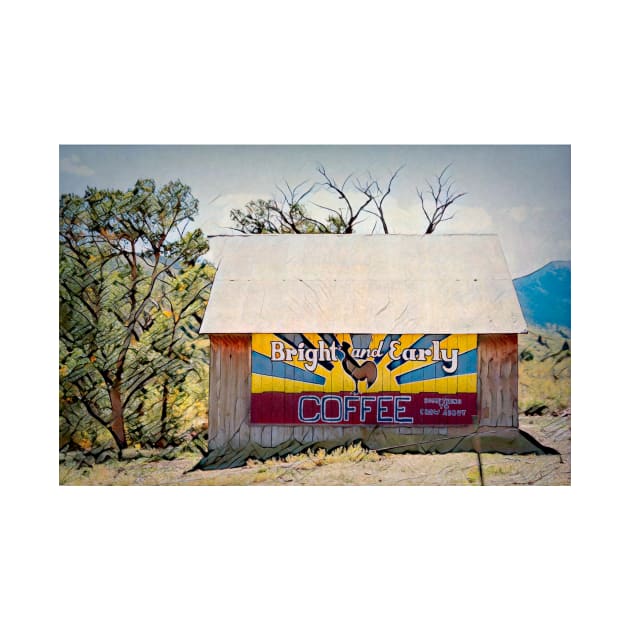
<box><xmin>59</xmin><ymin>413</ymin><xmax>570</xmax><ymax>486</ymax></box>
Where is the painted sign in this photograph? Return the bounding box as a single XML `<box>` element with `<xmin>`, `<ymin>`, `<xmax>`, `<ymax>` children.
<box><xmin>251</xmin><ymin>334</ymin><xmax>477</xmax><ymax>425</ymax></box>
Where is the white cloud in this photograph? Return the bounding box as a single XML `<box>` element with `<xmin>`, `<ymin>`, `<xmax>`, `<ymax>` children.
<box><xmin>60</xmin><ymin>154</ymin><xmax>95</xmax><ymax>176</ymax></box>
<box><xmin>383</xmin><ymin>199</ymin><xmax>422</xmax><ymax>234</ymax></box>
<box><xmin>507</xmin><ymin>206</ymin><xmax>528</xmax><ymax>223</ymax></box>
<box><xmin>307</xmin><ymin>191</ymin><xmax>423</xmax><ymax>235</ymax></box>
<box><xmin>443</xmin><ymin>205</ymin><xmax>496</xmax><ymax>233</ymax></box>
<box><xmin>199</xmin><ymin>192</ymin><xmax>567</xmax><ymax>278</ymax></box>
<box><xmin>197</xmin><ymin>191</ymin><xmax>269</xmax><ymax>234</ymax></box>
<box><xmin>491</xmin><ymin>205</ymin><xmax>571</xmax><ymax>277</ymax></box>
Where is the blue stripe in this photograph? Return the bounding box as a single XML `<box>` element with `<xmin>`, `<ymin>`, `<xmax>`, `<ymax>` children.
<box><xmin>387</xmin><ymin>334</ymin><xmax>449</xmax><ymax>371</ymax></box>
<box><xmin>319</xmin><ymin>333</ymin><xmax>340</xmax><ymax>348</ymax></box>
<box><xmin>351</xmin><ymin>334</ymin><xmax>372</xmax><ymax>349</ymax></box>
<box><xmin>396</xmin><ymin>349</ymin><xmax>478</xmax><ymax>385</ymax></box>
<box><xmin>252</xmin><ymin>351</ymin><xmax>326</xmax><ymax>385</ymax></box>
<box><xmin>275</xmin><ymin>333</ymin><xmax>334</xmax><ymax>371</ymax></box>
<box><xmin>374</xmin><ymin>334</ymin><xmax>401</xmax><ymax>365</ymax></box>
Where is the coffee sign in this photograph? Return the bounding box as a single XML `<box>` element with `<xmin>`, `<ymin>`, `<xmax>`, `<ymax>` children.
<box><xmin>251</xmin><ymin>333</ymin><xmax>478</xmax><ymax>425</ymax></box>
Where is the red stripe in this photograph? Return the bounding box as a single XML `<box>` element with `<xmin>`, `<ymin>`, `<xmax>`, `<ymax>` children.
<box><xmin>251</xmin><ymin>392</ymin><xmax>476</xmax><ymax>425</ymax></box>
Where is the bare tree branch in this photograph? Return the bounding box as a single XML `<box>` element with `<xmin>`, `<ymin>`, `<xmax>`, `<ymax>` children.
<box><xmin>228</xmin><ymin>163</ymin><xmax>404</xmax><ymax>236</ymax></box>
<box><xmin>354</xmin><ymin>165</ymin><xmax>404</xmax><ymax>234</ymax></box>
<box><xmin>416</xmin><ymin>165</ymin><xmax>467</xmax><ymax>234</ymax></box>
<box><xmin>315</xmin><ymin>164</ymin><xmax>404</xmax><ymax>234</ymax></box>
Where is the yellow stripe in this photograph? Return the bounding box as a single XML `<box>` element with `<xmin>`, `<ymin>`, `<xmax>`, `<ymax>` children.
<box><xmin>456</xmin><ymin>373</ymin><xmax>477</xmax><ymax>393</ymax></box>
<box><xmin>251</xmin><ymin>333</ymin><xmax>478</xmax><ymax>395</ymax></box>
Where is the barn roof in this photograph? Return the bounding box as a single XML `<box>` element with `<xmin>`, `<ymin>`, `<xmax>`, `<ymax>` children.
<box><xmin>199</xmin><ymin>234</ymin><xmax>527</xmax><ymax>334</ymax></box>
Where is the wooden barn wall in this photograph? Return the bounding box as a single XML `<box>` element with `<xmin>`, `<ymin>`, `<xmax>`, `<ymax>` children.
<box><xmin>208</xmin><ymin>333</ymin><xmax>519</xmax><ymax>452</ymax></box>
<box><xmin>477</xmin><ymin>333</ymin><xmax>518</xmax><ymax>428</ymax></box>
<box><xmin>208</xmin><ymin>335</ymin><xmax>252</xmax><ymax>451</ymax></box>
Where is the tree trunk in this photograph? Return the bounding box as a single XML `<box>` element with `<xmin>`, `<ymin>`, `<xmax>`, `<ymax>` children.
<box><xmin>159</xmin><ymin>379</ymin><xmax>170</xmax><ymax>444</ymax></box>
<box><xmin>109</xmin><ymin>387</ymin><xmax>128</xmax><ymax>449</ymax></box>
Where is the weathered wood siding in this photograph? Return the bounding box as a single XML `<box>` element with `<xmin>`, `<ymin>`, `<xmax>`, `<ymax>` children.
<box><xmin>477</xmin><ymin>333</ymin><xmax>518</xmax><ymax>427</ymax></box>
<box><xmin>208</xmin><ymin>333</ymin><xmax>519</xmax><ymax>451</ymax></box>
<box><xmin>208</xmin><ymin>335</ymin><xmax>251</xmax><ymax>451</ymax></box>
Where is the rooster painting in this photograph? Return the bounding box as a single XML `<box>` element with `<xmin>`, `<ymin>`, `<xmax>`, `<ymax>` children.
<box><xmin>338</xmin><ymin>341</ymin><xmax>378</xmax><ymax>393</ymax></box>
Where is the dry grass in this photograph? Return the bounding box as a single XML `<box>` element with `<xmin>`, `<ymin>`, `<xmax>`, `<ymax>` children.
<box><xmin>59</xmin><ymin>413</ymin><xmax>570</xmax><ymax>486</ymax></box>
<box><xmin>60</xmin><ymin>329</ymin><xmax>571</xmax><ymax>486</ymax></box>
<box><xmin>518</xmin><ymin>325</ymin><xmax>570</xmax><ymax>412</ymax></box>
<box><xmin>253</xmin><ymin>443</ymin><xmax>382</xmax><ymax>469</ymax></box>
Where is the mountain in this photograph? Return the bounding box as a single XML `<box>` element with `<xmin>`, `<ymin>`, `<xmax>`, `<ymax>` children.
<box><xmin>513</xmin><ymin>261</ymin><xmax>571</xmax><ymax>329</ymax></box>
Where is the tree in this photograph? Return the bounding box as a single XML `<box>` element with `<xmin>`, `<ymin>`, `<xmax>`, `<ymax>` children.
<box><xmin>314</xmin><ymin>164</ymin><xmax>404</xmax><ymax>234</ymax></box>
<box><xmin>229</xmin><ymin>180</ymin><xmax>335</xmax><ymax>234</ymax></box>
<box><xmin>229</xmin><ymin>166</ymin><xmax>405</xmax><ymax>235</ymax></box>
<box><xmin>417</xmin><ymin>164</ymin><xmax>467</xmax><ymax>234</ymax></box>
<box><xmin>228</xmin><ymin>163</ymin><xmax>464</xmax><ymax>235</ymax></box>
<box><xmin>59</xmin><ymin>179</ymin><xmax>212</xmax><ymax>452</ymax></box>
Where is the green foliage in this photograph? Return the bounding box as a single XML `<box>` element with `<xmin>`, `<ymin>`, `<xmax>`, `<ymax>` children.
<box><xmin>59</xmin><ymin>179</ymin><xmax>213</xmax><ymax>451</ymax></box>
<box><xmin>229</xmin><ymin>164</ymin><xmax>465</xmax><ymax>235</ymax></box>
<box><xmin>519</xmin><ymin>349</ymin><xmax>534</xmax><ymax>361</ymax></box>
<box><xmin>230</xmin><ymin>199</ymin><xmax>345</xmax><ymax>234</ymax></box>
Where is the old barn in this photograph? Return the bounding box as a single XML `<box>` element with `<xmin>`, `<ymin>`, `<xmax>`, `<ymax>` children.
<box><xmin>197</xmin><ymin>234</ymin><xmax>546</xmax><ymax>469</ymax></box>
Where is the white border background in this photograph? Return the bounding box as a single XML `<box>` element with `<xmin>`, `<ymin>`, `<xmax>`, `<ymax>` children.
<box><xmin>3</xmin><ymin>1</ymin><xmax>627</xmax><ymax>629</ymax></box>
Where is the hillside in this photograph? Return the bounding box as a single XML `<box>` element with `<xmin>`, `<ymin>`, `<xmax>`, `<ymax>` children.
<box><xmin>518</xmin><ymin>325</ymin><xmax>570</xmax><ymax>413</ymax></box>
<box><xmin>514</xmin><ymin>260</ymin><xmax>571</xmax><ymax>329</ymax></box>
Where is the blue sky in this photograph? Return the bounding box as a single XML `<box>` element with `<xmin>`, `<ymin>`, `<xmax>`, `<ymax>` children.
<box><xmin>59</xmin><ymin>145</ymin><xmax>570</xmax><ymax>278</ymax></box>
